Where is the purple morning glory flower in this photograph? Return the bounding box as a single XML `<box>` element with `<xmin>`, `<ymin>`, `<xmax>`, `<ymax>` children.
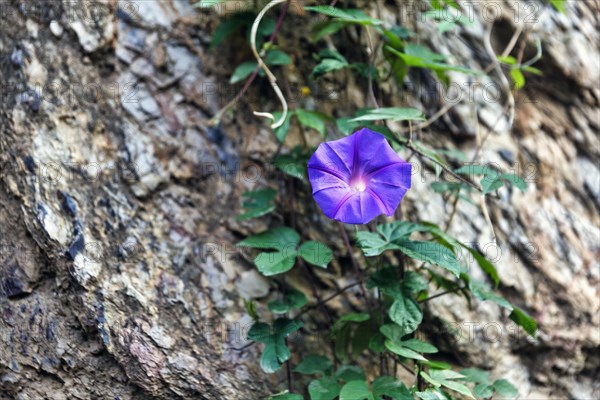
<box><xmin>307</xmin><ymin>128</ymin><xmax>412</xmax><ymax>224</ymax></box>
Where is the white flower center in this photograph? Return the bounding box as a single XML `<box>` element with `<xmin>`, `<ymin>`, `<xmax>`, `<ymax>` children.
<box><xmin>352</xmin><ymin>180</ymin><xmax>367</xmax><ymax>192</ymax></box>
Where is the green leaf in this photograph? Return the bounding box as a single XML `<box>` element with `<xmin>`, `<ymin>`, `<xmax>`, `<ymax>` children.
<box><xmin>229</xmin><ymin>50</ymin><xmax>291</xmax><ymax>84</ymax></box>
<box><xmin>312</xmin><ymin>20</ymin><xmax>348</xmax><ymax>41</ymax></box>
<box><xmin>269</xmin><ymin>288</ymin><xmax>308</xmax><ymax>314</ymax></box>
<box><xmin>264</xmin><ymin>49</ymin><xmax>292</xmax><ymax>65</ymax></box>
<box><xmin>395</xmin><ymin>240</ymin><xmax>462</xmax><ymax>277</ymax></box>
<box><xmin>368</xmin><ymin>333</ymin><xmax>386</xmax><ymax>353</ymax></box>
<box><xmin>311</xmin><ymin>51</ymin><xmax>350</xmax><ymax>78</ymax></box>
<box><xmin>399</xmin><ymin>339</ymin><xmax>438</xmax><ymax>353</ymax></box>
<box><xmin>230</xmin><ymin>61</ymin><xmax>257</xmax><ymax>84</ymax></box>
<box><xmin>321</xmin><ymin>48</ymin><xmax>349</xmax><ymax>62</ymax></box>
<box><xmin>389</xmin><ymin>295</ymin><xmax>423</xmax><ymax>335</ymax></box>
<box><xmin>312</xmin><ymin>58</ymin><xmax>350</xmax><ymax>78</ymax></box>
<box><xmin>250</xmin><ymin>318</ymin><xmax>303</xmax><ymax>373</ymax></box>
<box><xmin>255</xmin><ymin>250</ymin><xmax>297</xmax><ymax>276</ymax></box>
<box><xmin>427</xmin><ymin>370</ymin><xmax>475</xmax><ymax>399</ymax></box>
<box><xmin>459</xmin><ymin>368</ymin><xmax>491</xmax><ymax>385</ymax></box>
<box><xmin>332</xmin><ymin>313</ymin><xmax>371</xmax><ymax>332</ymax></box>
<box><xmin>402</xmin><ymin>271</ymin><xmax>430</xmax><ymax>295</ymax></box>
<box><xmin>366</xmin><ymin>267</ymin><xmax>402</xmax><ymax>295</ymax></box>
<box><xmin>429</xmin><ymin>369</ymin><xmax>466</xmax><ymax>381</ymax></box>
<box><xmin>499</xmin><ymin>173</ymin><xmax>527</xmax><ymax>192</ymax></box>
<box><xmin>356</xmin><ymin>231</ymin><xmax>394</xmax><ymax>257</ymax></box>
<box><xmin>468</xmin><ymin>280</ymin><xmax>512</xmax><ymax>309</ymax></box>
<box><xmin>377</xmin><ymin>221</ymin><xmax>429</xmax><ymax>242</ymax></box>
<box><xmin>385</xmin><ymin>45</ymin><xmax>476</xmax><ymax>75</ymax></box>
<box><xmin>294</xmin><ymin>355</ymin><xmax>332</xmax><ymax>375</ymax></box>
<box><xmin>492</xmin><ymin>379</ymin><xmax>518</xmax><ymax>398</ymax></box>
<box><xmin>272</xmin><ymin>111</ymin><xmax>294</xmax><ymax>143</ymax></box>
<box><xmin>194</xmin><ymin>0</ymin><xmax>228</xmax><ymax>8</ymax></box>
<box><xmin>358</xmin><ymin>221</ymin><xmax>432</xmax><ymax>257</ymax></box>
<box><xmin>296</xmin><ymin>109</ymin><xmax>330</xmax><ymax>136</ymax></box>
<box><xmin>339</xmin><ymin>380</ymin><xmax>372</xmax><ymax>400</ymax></box>
<box><xmin>335</xmin><ymin>366</ymin><xmax>366</xmax><ymax>383</ymax></box>
<box><xmin>473</xmin><ymin>384</ymin><xmax>495</xmax><ymax>398</ymax></box>
<box><xmin>372</xmin><ymin>376</ymin><xmax>412</xmax><ymax>400</ymax></box>
<box><xmin>274</xmin><ymin>155</ymin><xmax>305</xmax><ymax>180</ymax></box>
<box><xmin>385</xmin><ymin>340</ymin><xmax>427</xmax><ymax>361</ymax></box>
<box><xmin>380</xmin><ymin>324</ymin><xmax>404</xmax><ymax>343</ymax></box>
<box><xmin>497</xmin><ymin>55</ymin><xmax>518</xmax><ymax>65</ymax></box>
<box><xmin>438</xmin><ymin>380</ymin><xmax>474</xmax><ymax>399</ymax></box>
<box><xmin>247</xmin><ymin>322</ymin><xmax>272</xmax><ymax>342</ymax></box>
<box><xmin>549</xmin><ymin>0</ymin><xmax>566</xmax><ymax>13</ymax></box>
<box><xmin>309</xmin><ymin>377</ymin><xmax>342</xmax><ymax>400</ymax></box>
<box><xmin>268</xmin><ymin>392</ymin><xmax>305</xmax><ymax>400</ymax></box>
<box><xmin>420</xmin><ymin>360</ymin><xmax>452</xmax><ymax>370</ymax></box>
<box><xmin>455</xmin><ymin>164</ymin><xmax>499</xmax><ymax>177</ymax></box>
<box><xmin>350</xmin><ymin>107</ymin><xmax>425</xmax><ymax>123</ymax></box>
<box><xmin>463</xmin><ymin>246</ymin><xmax>499</xmax><ymax>287</ymax></box>
<box><xmin>238</xmin><ymin>227</ymin><xmax>300</xmax><ymax>251</ymax></box>
<box><xmin>299</xmin><ymin>241</ymin><xmax>333</xmax><ymax>268</ymax></box>
<box><xmin>419</xmin><ymin>372</ymin><xmax>441</xmax><ymax>388</ymax></box>
<box><xmin>509</xmin><ymin>306</ymin><xmax>537</xmax><ymax>337</ymax></box>
<box><xmin>237</xmin><ymin>188</ymin><xmax>277</xmax><ymax>220</ymax></box>
<box><xmin>260</xmin><ymin>342</ymin><xmax>291</xmax><ymax>373</ymax></box>
<box><xmin>351</xmin><ymin>321</ymin><xmax>375</xmax><ymax>357</ymax></box>
<box><xmin>415</xmin><ymin>389</ymin><xmax>447</xmax><ymax>400</ymax></box>
<box><xmin>208</xmin><ymin>13</ymin><xmax>252</xmax><ymax>48</ymax></box>
<box><xmin>304</xmin><ymin>6</ymin><xmax>382</xmax><ymax>26</ymax></box>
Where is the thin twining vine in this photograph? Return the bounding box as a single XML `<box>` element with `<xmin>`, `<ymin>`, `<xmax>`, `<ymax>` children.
<box><xmin>197</xmin><ymin>0</ymin><xmax>550</xmax><ymax>399</ymax></box>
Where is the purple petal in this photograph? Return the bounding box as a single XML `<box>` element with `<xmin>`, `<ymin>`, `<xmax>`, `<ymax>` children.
<box><xmin>308</xmin><ymin>128</ymin><xmax>412</xmax><ymax>224</ymax></box>
<box><xmin>367</xmin><ymin>162</ymin><xmax>412</xmax><ymax>216</ymax></box>
<box><xmin>353</xmin><ymin>128</ymin><xmax>404</xmax><ymax>176</ymax></box>
<box><xmin>308</xmin><ymin>167</ymin><xmax>350</xmax><ymax>195</ymax></box>
<box><xmin>312</xmin><ymin>187</ymin><xmax>353</xmax><ymax>219</ymax></box>
<box><xmin>332</xmin><ymin>192</ymin><xmax>385</xmax><ymax>224</ymax></box>
<box><xmin>308</xmin><ymin>139</ymin><xmax>355</xmax><ymax>183</ymax></box>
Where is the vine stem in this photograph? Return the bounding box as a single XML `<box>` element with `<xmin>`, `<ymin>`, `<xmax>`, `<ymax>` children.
<box><xmin>250</xmin><ymin>0</ymin><xmax>289</xmax><ymax>128</ymax></box>
<box><xmin>210</xmin><ymin>0</ymin><xmax>290</xmax><ymax>125</ymax></box>
<box><xmin>296</xmin><ymin>282</ymin><xmax>361</xmax><ymax>318</ymax></box>
<box><xmin>404</xmin><ymin>140</ymin><xmax>483</xmax><ymax>193</ymax></box>
<box><xmin>418</xmin><ymin>286</ymin><xmax>466</xmax><ymax>303</ymax></box>
<box><xmin>337</xmin><ymin>222</ymin><xmax>377</xmax><ymax>330</ymax></box>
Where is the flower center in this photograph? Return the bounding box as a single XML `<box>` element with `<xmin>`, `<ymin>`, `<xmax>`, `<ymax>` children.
<box><xmin>351</xmin><ymin>179</ymin><xmax>367</xmax><ymax>192</ymax></box>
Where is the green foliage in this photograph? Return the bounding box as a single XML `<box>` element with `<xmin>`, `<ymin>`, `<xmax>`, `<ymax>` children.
<box><xmin>509</xmin><ymin>306</ymin><xmax>537</xmax><ymax>336</ymax></box>
<box><xmin>230</xmin><ymin>49</ymin><xmax>292</xmax><ymax>84</ymax></box>
<box><xmin>274</xmin><ymin>146</ymin><xmax>310</xmax><ymax>180</ymax></box>
<box><xmin>311</xmin><ymin>50</ymin><xmax>349</xmax><ymax>78</ymax></box>
<box><xmin>455</xmin><ymin>164</ymin><xmax>527</xmax><ymax>194</ymax></box>
<box><xmin>239</xmin><ymin>227</ymin><xmax>333</xmax><ymax>275</ymax></box>
<box><xmin>460</xmin><ymin>368</ymin><xmax>518</xmax><ymax>399</ymax></box>
<box><xmin>237</xmin><ymin>188</ymin><xmax>277</xmax><ymax>220</ymax></box>
<box><xmin>421</xmin><ymin>370</ymin><xmax>475</xmax><ymax>399</ymax></box>
<box><xmin>331</xmin><ymin>313</ymin><xmax>373</xmax><ymax>362</ymax></box>
<box><xmin>267</xmin><ymin>392</ymin><xmax>304</xmax><ymax>400</ymax></box>
<box><xmin>294</xmin><ymin>354</ymin><xmax>333</xmax><ymax>376</ymax></box>
<box><xmin>385</xmin><ymin>44</ymin><xmax>477</xmax><ymax>84</ymax></box>
<box><xmin>304</xmin><ymin>6</ymin><xmax>383</xmax><ymax>26</ymax></box>
<box><xmin>269</xmin><ymin>288</ymin><xmax>307</xmax><ymax>314</ymax></box>
<box><xmin>340</xmin><ymin>381</ymin><xmax>371</xmax><ymax>400</ymax></box>
<box><xmin>205</xmin><ymin>2</ymin><xmax>535</xmax><ymax>397</ymax></box>
<box><xmin>549</xmin><ymin>0</ymin><xmax>566</xmax><ymax>13</ymax></box>
<box><xmin>350</xmin><ymin>107</ymin><xmax>425</xmax><ymax>123</ymax></box>
<box><xmin>248</xmin><ymin>318</ymin><xmax>303</xmax><ymax>373</ymax></box>
<box><xmin>497</xmin><ymin>55</ymin><xmax>542</xmax><ymax>90</ymax></box>
<box><xmin>296</xmin><ymin>109</ymin><xmax>332</xmax><ymax>137</ymax></box>
<box><xmin>309</xmin><ymin>377</ymin><xmax>342</xmax><ymax>400</ymax></box>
